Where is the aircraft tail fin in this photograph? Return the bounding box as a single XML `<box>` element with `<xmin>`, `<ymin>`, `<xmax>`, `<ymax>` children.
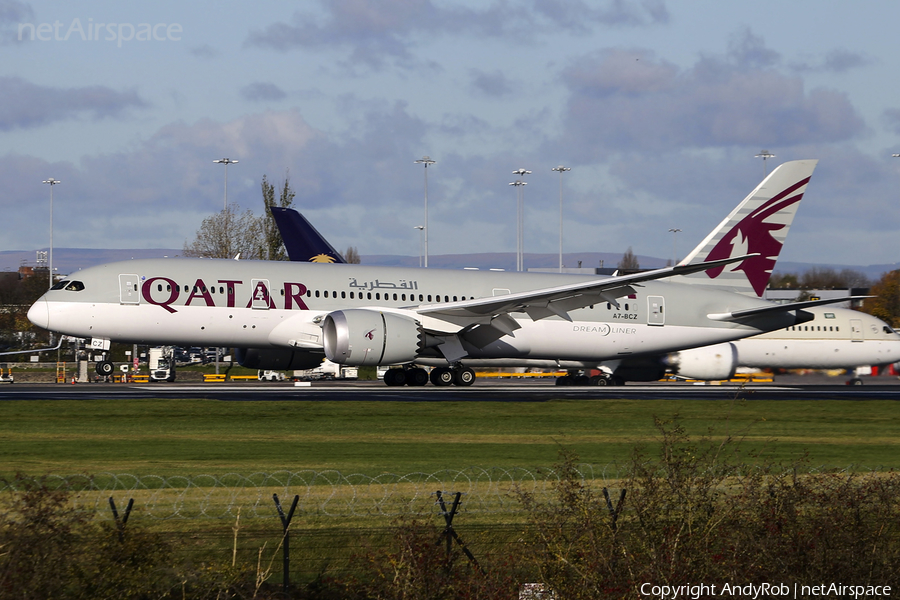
<box><xmin>270</xmin><ymin>207</ymin><xmax>347</xmax><ymax>264</ymax></box>
<box><xmin>675</xmin><ymin>159</ymin><xmax>818</xmax><ymax>296</ymax></box>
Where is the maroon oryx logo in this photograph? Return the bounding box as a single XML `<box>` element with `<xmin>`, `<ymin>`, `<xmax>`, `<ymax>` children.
<box><xmin>705</xmin><ymin>176</ymin><xmax>810</xmax><ymax>296</ymax></box>
<box><xmin>364</xmin><ymin>329</ymin><xmax>376</xmax><ymax>340</ymax></box>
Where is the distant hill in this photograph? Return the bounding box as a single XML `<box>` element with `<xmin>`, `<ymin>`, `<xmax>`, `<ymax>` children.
<box><xmin>2</xmin><ymin>247</ymin><xmax>896</xmax><ymax>282</ymax></box>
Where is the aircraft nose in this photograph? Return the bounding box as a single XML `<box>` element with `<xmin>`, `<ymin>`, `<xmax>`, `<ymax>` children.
<box><xmin>27</xmin><ymin>298</ymin><xmax>49</xmax><ymax>330</ymax></box>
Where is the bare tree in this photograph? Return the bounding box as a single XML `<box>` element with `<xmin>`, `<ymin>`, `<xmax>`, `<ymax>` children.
<box><xmin>260</xmin><ymin>172</ymin><xmax>296</xmax><ymax>261</ymax></box>
<box><xmin>617</xmin><ymin>247</ymin><xmax>640</xmax><ymax>271</ymax></box>
<box><xmin>182</xmin><ymin>204</ymin><xmax>264</xmax><ymax>259</ymax></box>
<box><xmin>343</xmin><ymin>246</ymin><xmax>361</xmax><ymax>264</ymax></box>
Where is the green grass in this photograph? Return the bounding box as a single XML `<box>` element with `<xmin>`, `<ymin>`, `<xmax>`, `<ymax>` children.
<box><xmin>0</xmin><ymin>396</ymin><xmax>898</xmax><ymax>477</ymax></box>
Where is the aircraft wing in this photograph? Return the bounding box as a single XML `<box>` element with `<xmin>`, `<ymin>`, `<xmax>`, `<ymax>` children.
<box><xmin>706</xmin><ymin>296</ymin><xmax>873</xmax><ymax>322</ymax></box>
<box><xmin>415</xmin><ymin>254</ymin><xmax>759</xmax><ymax>326</ymax></box>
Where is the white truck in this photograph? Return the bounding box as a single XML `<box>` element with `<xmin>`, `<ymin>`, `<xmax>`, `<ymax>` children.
<box><xmin>149</xmin><ymin>346</ymin><xmax>176</xmax><ymax>382</ymax></box>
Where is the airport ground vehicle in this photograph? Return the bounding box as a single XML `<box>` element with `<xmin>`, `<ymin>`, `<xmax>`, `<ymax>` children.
<box><xmin>258</xmin><ymin>370</ymin><xmax>285</xmax><ymax>381</ymax></box>
<box><xmin>149</xmin><ymin>346</ymin><xmax>176</xmax><ymax>382</ymax></box>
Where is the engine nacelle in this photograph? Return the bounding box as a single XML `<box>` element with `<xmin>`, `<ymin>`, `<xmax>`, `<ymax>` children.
<box><xmin>666</xmin><ymin>343</ymin><xmax>738</xmax><ymax>380</ymax></box>
<box><xmin>234</xmin><ymin>347</ymin><xmax>324</xmax><ymax>371</ymax></box>
<box><xmin>323</xmin><ymin>309</ymin><xmax>423</xmax><ymax>366</ymax></box>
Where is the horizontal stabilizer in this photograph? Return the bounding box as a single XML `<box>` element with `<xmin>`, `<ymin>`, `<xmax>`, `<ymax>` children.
<box><xmin>707</xmin><ymin>296</ymin><xmax>871</xmax><ymax>322</ymax></box>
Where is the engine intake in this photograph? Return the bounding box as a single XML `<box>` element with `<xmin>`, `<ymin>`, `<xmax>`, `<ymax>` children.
<box><xmin>323</xmin><ymin>309</ymin><xmax>423</xmax><ymax>366</ymax></box>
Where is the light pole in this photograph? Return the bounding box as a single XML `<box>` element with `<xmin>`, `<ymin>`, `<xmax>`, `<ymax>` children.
<box><xmin>213</xmin><ymin>158</ymin><xmax>238</xmax><ymax>210</ymax></box>
<box><xmin>42</xmin><ymin>178</ymin><xmax>61</xmax><ymax>288</ymax></box>
<box><xmin>414</xmin><ymin>225</ymin><xmax>425</xmax><ymax>267</ymax></box>
<box><xmin>212</xmin><ymin>159</ymin><xmax>236</xmax><ymax>376</ymax></box>
<box><xmin>552</xmin><ymin>165</ymin><xmax>571</xmax><ymax>272</ymax></box>
<box><xmin>668</xmin><ymin>228</ymin><xmax>682</xmax><ymax>265</ymax></box>
<box><xmin>414</xmin><ymin>156</ymin><xmax>435</xmax><ymax>267</ymax></box>
<box><xmin>755</xmin><ymin>150</ymin><xmax>775</xmax><ymax>177</ymax></box>
<box><xmin>511</xmin><ymin>169</ymin><xmax>531</xmax><ymax>272</ymax></box>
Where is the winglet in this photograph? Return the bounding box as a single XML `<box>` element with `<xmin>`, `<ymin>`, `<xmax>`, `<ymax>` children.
<box><xmin>676</xmin><ymin>160</ymin><xmax>818</xmax><ymax>297</ymax></box>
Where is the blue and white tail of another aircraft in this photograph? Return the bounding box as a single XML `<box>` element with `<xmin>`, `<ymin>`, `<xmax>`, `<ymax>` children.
<box><xmin>269</xmin><ymin>207</ymin><xmax>347</xmax><ymax>264</ymax></box>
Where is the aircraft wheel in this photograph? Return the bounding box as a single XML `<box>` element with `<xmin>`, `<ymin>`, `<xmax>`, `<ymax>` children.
<box><xmin>589</xmin><ymin>375</ymin><xmax>608</xmax><ymax>386</ymax></box>
<box><xmin>573</xmin><ymin>375</ymin><xmax>591</xmax><ymax>386</ymax></box>
<box><xmin>555</xmin><ymin>376</ymin><xmax>571</xmax><ymax>386</ymax></box>
<box><xmin>407</xmin><ymin>368</ymin><xmax>429</xmax><ymax>386</ymax></box>
<box><xmin>95</xmin><ymin>361</ymin><xmax>114</xmax><ymax>377</ymax></box>
<box><xmin>430</xmin><ymin>367</ymin><xmax>454</xmax><ymax>386</ymax></box>
<box><xmin>384</xmin><ymin>369</ymin><xmax>406</xmax><ymax>386</ymax></box>
<box><xmin>848</xmin><ymin>378</ymin><xmax>864</xmax><ymax>386</ymax></box>
<box><xmin>453</xmin><ymin>367</ymin><xmax>476</xmax><ymax>386</ymax></box>
<box><xmin>612</xmin><ymin>376</ymin><xmax>625</xmax><ymax>386</ymax></box>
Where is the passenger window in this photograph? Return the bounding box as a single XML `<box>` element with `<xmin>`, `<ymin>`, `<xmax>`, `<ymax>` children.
<box><xmin>393</xmin><ymin>293</ymin><xmax>398</xmax><ymax>301</ymax></box>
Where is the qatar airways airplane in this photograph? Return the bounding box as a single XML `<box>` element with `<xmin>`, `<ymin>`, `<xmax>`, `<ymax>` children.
<box><xmin>271</xmin><ymin>197</ymin><xmax>900</xmax><ymax>387</ymax></box>
<box><xmin>29</xmin><ymin>160</ymin><xmax>854</xmax><ymax>386</ymax></box>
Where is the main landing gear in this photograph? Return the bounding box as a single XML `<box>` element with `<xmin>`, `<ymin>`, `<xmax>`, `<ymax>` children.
<box><xmin>383</xmin><ymin>366</ymin><xmax>476</xmax><ymax>387</ymax></box>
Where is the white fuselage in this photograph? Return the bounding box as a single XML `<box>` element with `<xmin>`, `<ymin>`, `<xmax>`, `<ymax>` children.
<box><xmin>732</xmin><ymin>308</ymin><xmax>900</xmax><ymax>369</ymax></box>
<box><xmin>28</xmin><ymin>258</ymin><xmax>801</xmax><ymax>366</ymax></box>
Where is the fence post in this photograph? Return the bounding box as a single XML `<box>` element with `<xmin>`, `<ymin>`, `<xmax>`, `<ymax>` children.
<box><xmin>435</xmin><ymin>490</ymin><xmax>484</xmax><ymax>574</ymax></box>
<box><xmin>273</xmin><ymin>493</ymin><xmax>300</xmax><ymax>593</ymax></box>
<box><xmin>602</xmin><ymin>487</ymin><xmax>626</xmax><ymax>532</ymax></box>
<box><xmin>108</xmin><ymin>497</ymin><xmax>134</xmax><ymax>543</ymax></box>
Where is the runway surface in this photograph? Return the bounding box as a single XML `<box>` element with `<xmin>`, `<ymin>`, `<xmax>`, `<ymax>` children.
<box><xmin>2</xmin><ymin>374</ymin><xmax>900</xmax><ymax>401</ymax></box>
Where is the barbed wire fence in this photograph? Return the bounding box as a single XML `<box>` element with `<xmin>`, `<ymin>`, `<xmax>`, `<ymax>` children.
<box><xmin>1</xmin><ymin>463</ymin><xmax>875</xmax><ymax>522</ymax></box>
<box><xmin>0</xmin><ymin>465</ymin><xmax>624</xmax><ymax>520</ymax></box>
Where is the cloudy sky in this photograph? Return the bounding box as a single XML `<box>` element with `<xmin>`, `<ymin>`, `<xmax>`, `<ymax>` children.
<box><xmin>3</xmin><ymin>0</ymin><xmax>900</xmax><ymax>269</ymax></box>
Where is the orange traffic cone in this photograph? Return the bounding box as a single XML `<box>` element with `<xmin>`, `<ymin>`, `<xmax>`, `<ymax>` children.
<box><xmin>71</xmin><ymin>376</ymin><xmax>76</xmax><ymax>385</ymax></box>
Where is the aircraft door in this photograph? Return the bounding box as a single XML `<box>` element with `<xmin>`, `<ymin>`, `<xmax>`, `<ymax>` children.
<box><xmin>251</xmin><ymin>279</ymin><xmax>272</xmax><ymax>310</ymax></box>
<box><xmin>647</xmin><ymin>295</ymin><xmax>665</xmax><ymax>326</ymax></box>
<box><xmin>118</xmin><ymin>274</ymin><xmax>140</xmax><ymax>304</ymax></box>
<box><xmin>850</xmin><ymin>318</ymin><xmax>863</xmax><ymax>342</ymax></box>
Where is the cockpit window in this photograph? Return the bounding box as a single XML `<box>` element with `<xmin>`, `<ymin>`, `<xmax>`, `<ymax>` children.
<box><xmin>64</xmin><ymin>281</ymin><xmax>84</xmax><ymax>291</ymax></box>
<box><xmin>51</xmin><ymin>280</ymin><xmax>68</xmax><ymax>290</ymax></box>
<box><xmin>884</xmin><ymin>326</ymin><xmax>894</xmax><ymax>335</ymax></box>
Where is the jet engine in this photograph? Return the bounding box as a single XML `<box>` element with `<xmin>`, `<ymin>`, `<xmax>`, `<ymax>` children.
<box><xmin>665</xmin><ymin>342</ymin><xmax>738</xmax><ymax>380</ymax></box>
<box><xmin>234</xmin><ymin>347</ymin><xmax>324</xmax><ymax>371</ymax></box>
<box><xmin>323</xmin><ymin>309</ymin><xmax>423</xmax><ymax>366</ymax></box>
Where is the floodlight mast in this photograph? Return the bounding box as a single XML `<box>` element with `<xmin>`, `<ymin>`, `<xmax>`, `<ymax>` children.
<box><xmin>42</xmin><ymin>178</ymin><xmax>61</xmax><ymax>289</ymax></box>
<box><xmin>755</xmin><ymin>150</ymin><xmax>775</xmax><ymax>176</ymax></box>
<box><xmin>552</xmin><ymin>165</ymin><xmax>571</xmax><ymax>272</ymax></box>
<box><xmin>414</xmin><ymin>156</ymin><xmax>435</xmax><ymax>268</ymax></box>
<box><xmin>668</xmin><ymin>228</ymin><xmax>682</xmax><ymax>265</ymax></box>
<box><xmin>511</xmin><ymin>169</ymin><xmax>531</xmax><ymax>272</ymax></box>
<box><xmin>213</xmin><ymin>158</ymin><xmax>238</xmax><ymax>211</ymax></box>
